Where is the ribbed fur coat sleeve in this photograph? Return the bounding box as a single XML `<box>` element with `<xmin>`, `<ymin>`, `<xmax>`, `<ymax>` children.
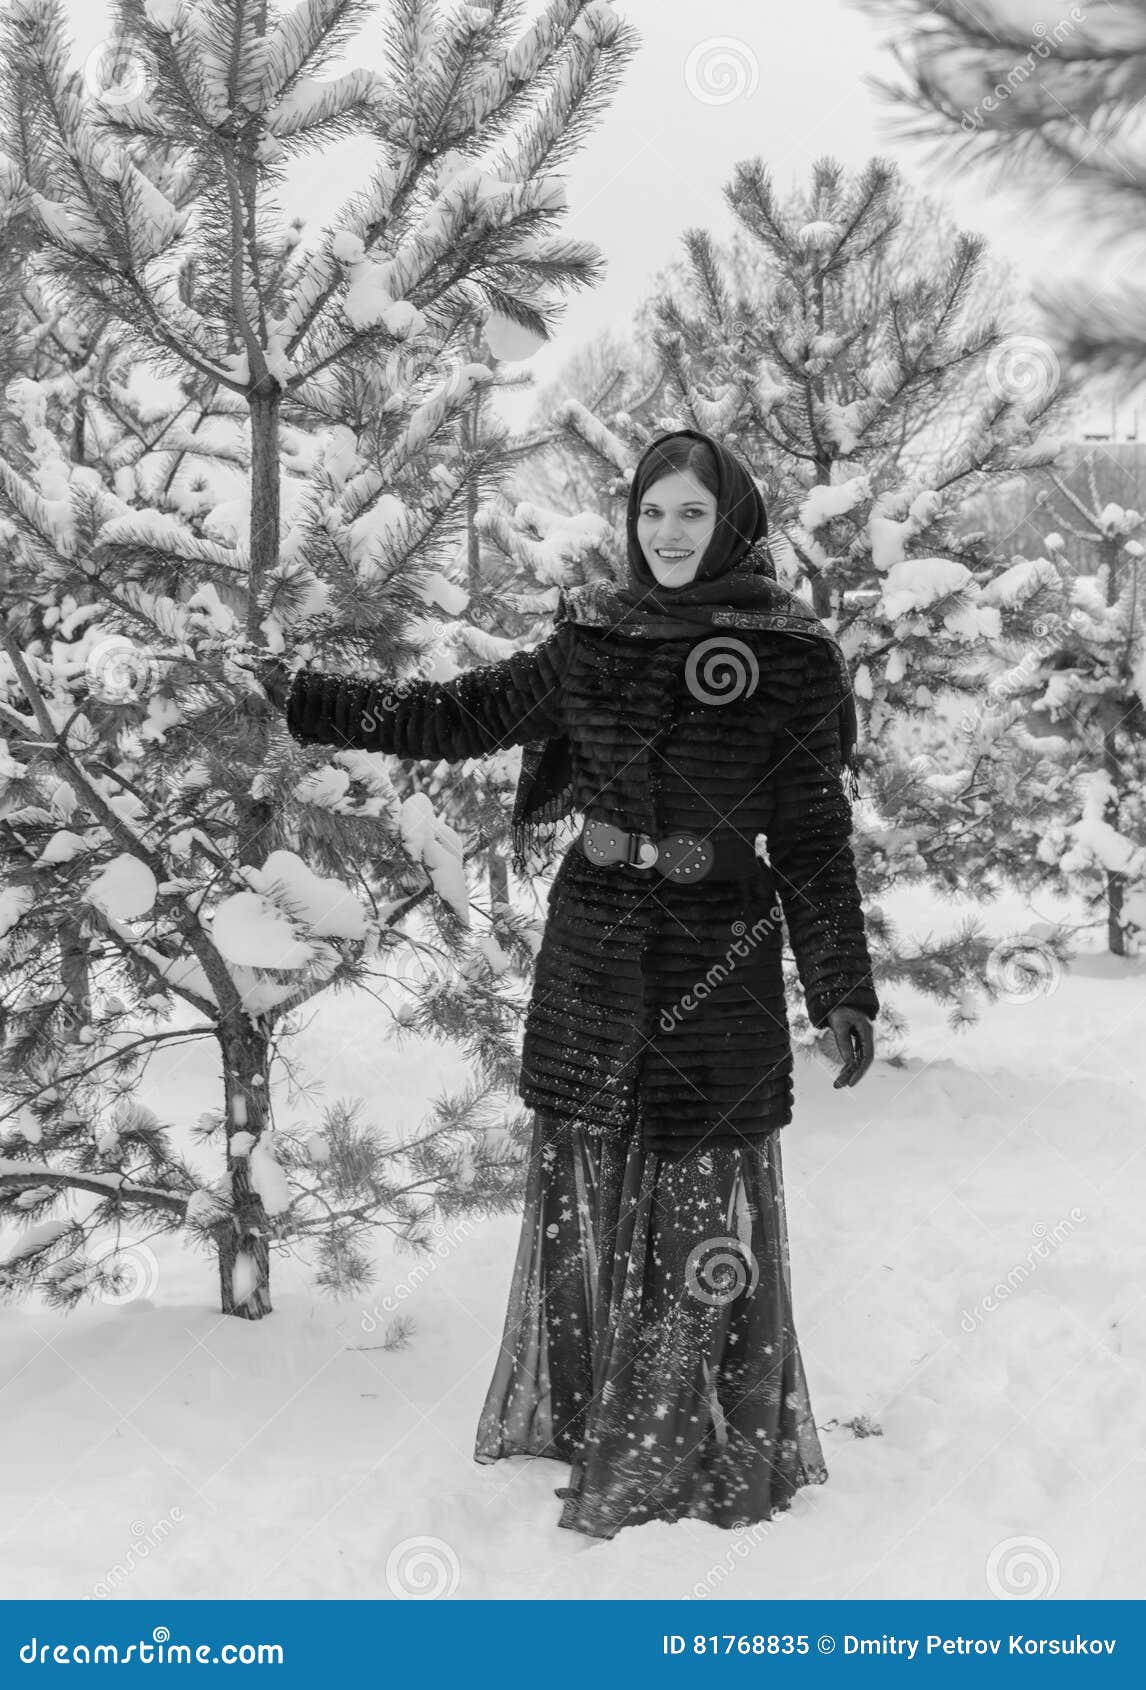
<box><xmin>284</xmin><ymin>622</ymin><xmax>573</xmax><ymax>761</ymax></box>
<box><xmin>763</xmin><ymin>637</ymin><xmax>879</xmax><ymax>1030</ymax></box>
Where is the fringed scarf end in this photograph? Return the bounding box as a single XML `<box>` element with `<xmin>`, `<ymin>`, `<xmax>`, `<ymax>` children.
<box><xmin>510</xmin><ymin>809</ymin><xmax>576</xmax><ymax>878</ymax></box>
<box><xmin>510</xmin><ymin>823</ymin><xmax>531</xmax><ymax>881</ymax></box>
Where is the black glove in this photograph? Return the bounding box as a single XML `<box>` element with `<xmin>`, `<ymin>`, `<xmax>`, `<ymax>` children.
<box><xmin>231</xmin><ymin>642</ymin><xmax>298</xmax><ymax>712</ymax></box>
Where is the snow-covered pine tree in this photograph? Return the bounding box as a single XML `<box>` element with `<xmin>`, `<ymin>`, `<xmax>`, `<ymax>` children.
<box><xmin>381</xmin><ymin>313</ymin><xmax>626</xmax><ymax>935</ymax></box>
<box><xmin>0</xmin><ymin>282</ymin><xmax>307</xmax><ymax>1315</ymax></box>
<box><xmin>962</xmin><ymin>461</ymin><xmax>1146</xmax><ymax>956</ymax></box>
<box><xmin>850</xmin><ymin>0</ymin><xmax>1146</xmax><ymax>958</ymax></box>
<box><xmin>855</xmin><ymin>0</ymin><xmax>1146</xmax><ymax>389</ymax></box>
<box><xmin>0</xmin><ymin>0</ymin><xmax>638</xmax><ymax>1319</ymax></box>
<box><xmin>500</xmin><ymin>158</ymin><xmax>1083</xmax><ymax>1034</ymax></box>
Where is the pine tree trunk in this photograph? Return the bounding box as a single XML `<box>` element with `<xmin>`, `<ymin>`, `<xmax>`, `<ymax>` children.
<box><xmin>1101</xmin><ymin>535</ymin><xmax>1126</xmax><ymax>957</ymax></box>
<box><xmin>58</xmin><ymin>914</ymin><xmax>91</xmax><ymax>1040</ymax></box>
<box><xmin>217</xmin><ymin>1019</ymin><xmax>274</xmax><ymax>1319</ymax></box>
<box><xmin>488</xmin><ymin>848</ymin><xmax>509</xmax><ymax>908</ymax></box>
<box><xmin>1102</xmin><ymin>702</ymin><xmax>1126</xmax><ymax>958</ymax></box>
<box><xmin>247</xmin><ymin>379</ymin><xmax>281</xmax><ymax>615</ymax></box>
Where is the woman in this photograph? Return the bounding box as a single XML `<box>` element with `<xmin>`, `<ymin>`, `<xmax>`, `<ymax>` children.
<box><xmin>252</xmin><ymin>428</ymin><xmax>878</xmax><ymax>1541</ymax></box>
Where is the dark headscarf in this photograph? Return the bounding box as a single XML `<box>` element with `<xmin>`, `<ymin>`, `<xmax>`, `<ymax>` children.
<box><xmin>509</xmin><ymin>429</ymin><xmax>861</xmax><ymax>874</ymax></box>
<box><xmin>618</xmin><ymin>426</ymin><xmax>770</xmax><ymax>611</ymax></box>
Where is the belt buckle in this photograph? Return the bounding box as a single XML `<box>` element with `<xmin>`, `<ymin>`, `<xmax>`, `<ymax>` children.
<box><xmin>655</xmin><ymin>831</ymin><xmax>716</xmax><ymax>882</ymax></box>
<box><xmin>626</xmin><ymin>830</ymin><xmax>660</xmax><ymax>870</ymax></box>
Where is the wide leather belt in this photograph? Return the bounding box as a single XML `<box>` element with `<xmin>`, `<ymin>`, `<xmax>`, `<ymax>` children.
<box><xmin>579</xmin><ymin>817</ymin><xmax>763</xmax><ymax>883</ymax></box>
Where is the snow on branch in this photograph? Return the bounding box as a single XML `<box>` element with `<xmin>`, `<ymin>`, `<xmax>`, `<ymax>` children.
<box><xmin>453</xmin><ymin>0</ymin><xmax>618</xmax><ymax>136</ymax></box>
<box><xmin>552</xmin><ymin>396</ymin><xmax>632</xmax><ymax>474</ymax></box>
<box><xmin>504</xmin><ymin>499</ymin><xmax>613</xmax><ymax>586</ymax></box>
<box><xmin>254</xmin><ymin>0</ymin><xmax>376</xmax><ymax>110</ymax></box>
<box><xmin>0</xmin><ymin>1159</ymin><xmax>189</xmax><ymax>1215</ymax></box>
<box><xmin>265</xmin><ymin>68</ymin><xmax>385</xmax><ymax>139</ymax></box>
<box><xmin>95</xmin><ymin>507</ymin><xmax>243</xmax><ymax>570</ymax></box>
<box><xmin>371</xmin><ymin>363</ymin><xmax>494</xmax><ymax>470</ymax></box>
<box><xmin>97</xmin><ymin>148</ymin><xmax>189</xmax><ymax>264</ymax></box>
<box><xmin>978</xmin><ymin>555</ymin><xmax>1062</xmax><ymax>611</ymax></box>
<box><xmin>800</xmin><ymin>474</ymin><xmax>873</xmax><ymax>532</ymax></box>
<box><xmin>0</xmin><ymin>450</ymin><xmax>77</xmax><ymax>556</ymax></box>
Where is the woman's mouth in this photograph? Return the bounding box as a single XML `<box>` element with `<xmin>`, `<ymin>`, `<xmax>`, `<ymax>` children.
<box><xmin>655</xmin><ymin>549</ymin><xmax>693</xmax><ymax>560</ymax></box>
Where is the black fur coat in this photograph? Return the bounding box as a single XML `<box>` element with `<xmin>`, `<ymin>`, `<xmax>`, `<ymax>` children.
<box><xmin>285</xmin><ymin>594</ymin><xmax>879</xmax><ymax>1157</ymax></box>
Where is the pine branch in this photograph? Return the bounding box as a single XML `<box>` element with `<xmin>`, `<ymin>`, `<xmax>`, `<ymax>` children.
<box><xmin>0</xmin><ymin>1026</ymin><xmax>216</xmax><ymax>1132</ymax></box>
<box><xmin>0</xmin><ymin>1159</ymin><xmax>189</xmax><ymax>1215</ymax></box>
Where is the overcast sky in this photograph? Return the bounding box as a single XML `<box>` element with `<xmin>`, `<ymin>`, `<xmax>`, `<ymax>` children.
<box><xmin>63</xmin><ymin>0</ymin><xmax>1129</xmax><ymax>423</ymax></box>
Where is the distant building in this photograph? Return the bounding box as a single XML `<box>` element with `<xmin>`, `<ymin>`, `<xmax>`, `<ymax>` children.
<box><xmin>1076</xmin><ymin>392</ymin><xmax>1144</xmax><ymax>442</ymax></box>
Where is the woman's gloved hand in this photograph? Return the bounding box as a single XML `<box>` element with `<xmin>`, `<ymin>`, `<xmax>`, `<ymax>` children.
<box><xmin>230</xmin><ymin>640</ymin><xmax>298</xmax><ymax>712</ymax></box>
<box><xmin>826</xmin><ymin>1005</ymin><xmax>876</xmax><ymax>1089</ymax></box>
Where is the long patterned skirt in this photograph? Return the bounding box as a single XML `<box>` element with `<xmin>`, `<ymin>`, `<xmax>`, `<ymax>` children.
<box><xmin>473</xmin><ymin>1107</ymin><xmax>829</xmax><ymax>1539</ymax></box>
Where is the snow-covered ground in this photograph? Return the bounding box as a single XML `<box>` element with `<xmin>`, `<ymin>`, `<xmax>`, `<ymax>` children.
<box><xmin>2</xmin><ymin>880</ymin><xmax>1143</xmax><ymax>1601</ymax></box>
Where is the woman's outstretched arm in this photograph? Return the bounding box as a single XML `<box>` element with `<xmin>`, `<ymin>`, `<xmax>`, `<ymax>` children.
<box><xmin>283</xmin><ymin>619</ymin><xmax>573</xmax><ymax>762</ymax></box>
<box><xmin>762</xmin><ymin>638</ymin><xmax>880</xmax><ymax>1030</ymax></box>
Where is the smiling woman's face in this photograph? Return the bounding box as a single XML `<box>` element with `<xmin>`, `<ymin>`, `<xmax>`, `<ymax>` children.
<box><xmin>636</xmin><ymin>469</ymin><xmax>718</xmax><ymax>588</ymax></box>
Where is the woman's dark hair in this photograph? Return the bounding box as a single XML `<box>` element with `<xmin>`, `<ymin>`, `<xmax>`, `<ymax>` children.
<box><xmin>634</xmin><ymin>436</ymin><xmax>720</xmax><ymax>508</ymax></box>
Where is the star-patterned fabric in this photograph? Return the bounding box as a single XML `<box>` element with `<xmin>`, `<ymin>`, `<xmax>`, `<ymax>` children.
<box><xmin>474</xmin><ymin>1108</ymin><xmax>828</xmax><ymax>1539</ymax></box>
